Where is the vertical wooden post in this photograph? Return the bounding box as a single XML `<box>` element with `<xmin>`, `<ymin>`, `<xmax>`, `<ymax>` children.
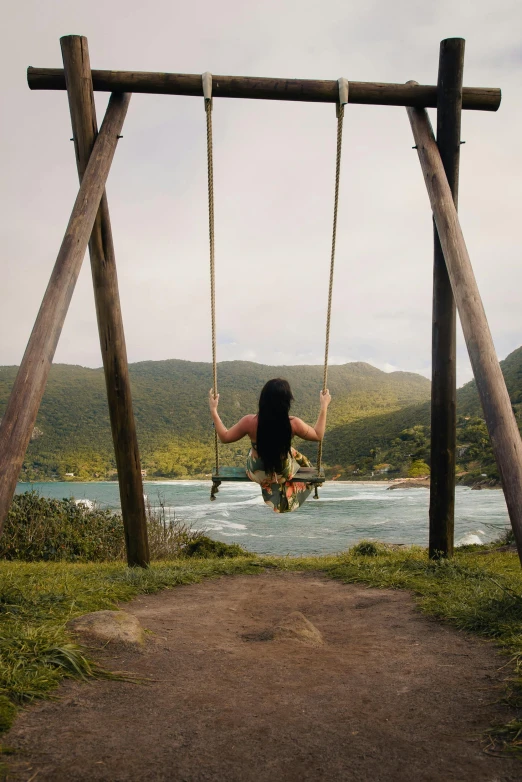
<box><xmin>407</xmin><ymin>101</ymin><xmax>522</xmax><ymax>567</ymax></box>
<box><xmin>429</xmin><ymin>38</ymin><xmax>465</xmax><ymax>559</ymax></box>
<box><xmin>0</xmin><ymin>93</ymin><xmax>130</xmax><ymax>536</ymax></box>
<box><xmin>61</xmin><ymin>35</ymin><xmax>149</xmax><ymax>568</ymax></box>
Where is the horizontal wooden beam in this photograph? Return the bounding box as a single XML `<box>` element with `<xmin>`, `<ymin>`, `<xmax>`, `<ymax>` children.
<box><xmin>27</xmin><ymin>67</ymin><xmax>501</xmax><ymax>111</ymax></box>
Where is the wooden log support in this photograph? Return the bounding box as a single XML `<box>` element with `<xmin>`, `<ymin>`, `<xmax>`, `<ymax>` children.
<box><xmin>61</xmin><ymin>35</ymin><xmax>149</xmax><ymax>568</ymax></box>
<box><xmin>429</xmin><ymin>39</ymin><xmax>465</xmax><ymax>559</ymax></box>
<box><xmin>407</xmin><ymin>99</ymin><xmax>522</xmax><ymax>567</ymax></box>
<box><xmin>27</xmin><ymin>67</ymin><xmax>501</xmax><ymax>111</ymax></box>
<box><xmin>0</xmin><ymin>92</ymin><xmax>130</xmax><ymax>540</ymax></box>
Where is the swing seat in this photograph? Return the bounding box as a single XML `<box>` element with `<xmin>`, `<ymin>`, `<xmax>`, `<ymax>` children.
<box><xmin>212</xmin><ymin>466</ymin><xmax>325</xmax><ymax>484</ymax></box>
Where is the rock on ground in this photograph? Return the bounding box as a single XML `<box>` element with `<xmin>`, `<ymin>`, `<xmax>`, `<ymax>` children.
<box><xmin>67</xmin><ymin>610</ymin><xmax>145</xmax><ymax>647</ymax></box>
<box><xmin>272</xmin><ymin>610</ymin><xmax>324</xmax><ymax>646</ymax></box>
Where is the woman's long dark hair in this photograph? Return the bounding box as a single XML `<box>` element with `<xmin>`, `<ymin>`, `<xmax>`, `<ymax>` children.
<box><xmin>256</xmin><ymin>378</ymin><xmax>294</xmax><ymax>476</ymax></box>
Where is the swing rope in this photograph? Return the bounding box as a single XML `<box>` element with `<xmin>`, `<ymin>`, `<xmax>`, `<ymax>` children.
<box><xmin>315</xmin><ymin>79</ymin><xmax>348</xmax><ymax>498</ymax></box>
<box><xmin>203</xmin><ymin>72</ymin><xmax>219</xmax><ymax>476</ymax></box>
<box><xmin>204</xmin><ymin>73</ymin><xmax>348</xmax><ymax>499</ymax></box>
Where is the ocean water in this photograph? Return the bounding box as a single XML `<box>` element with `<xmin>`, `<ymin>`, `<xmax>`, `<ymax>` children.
<box><xmin>15</xmin><ymin>480</ymin><xmax>511</xmax><ymax>556</ymax></box>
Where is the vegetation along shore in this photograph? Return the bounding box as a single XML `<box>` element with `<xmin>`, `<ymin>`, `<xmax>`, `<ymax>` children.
<box><xmin>1</xmin><ymin>346</ymin><xmax>520</xmax><ymax>485</ymax></box>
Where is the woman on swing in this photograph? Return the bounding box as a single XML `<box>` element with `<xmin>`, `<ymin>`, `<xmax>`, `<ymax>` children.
<box><xmin>208</xmin><ymin>379</ymin><xmax>331</xmax><ymax>513</ymax></box>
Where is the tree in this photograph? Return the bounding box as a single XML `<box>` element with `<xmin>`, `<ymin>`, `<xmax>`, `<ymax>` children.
<box><xmin>408</xmin><ymin>460</ymin><xmax>430</xmax><ymax>478</ymax></box>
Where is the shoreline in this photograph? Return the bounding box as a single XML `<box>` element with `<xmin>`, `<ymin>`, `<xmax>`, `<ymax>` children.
<box><xmin>19</xmin><ymin>478</ymin><xmax>394</xmax><ymax>486</ymax></box>
<box><xmin>17</xmin><ymin>478</ymin><xmax>500</xmax><ymax>490</ymax></box>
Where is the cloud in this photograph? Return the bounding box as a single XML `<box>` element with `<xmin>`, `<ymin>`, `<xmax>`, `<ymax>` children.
<box><xmin>1</xmin><ymin>0</ymin><xmax>520</xmax><ymax>389</ymax></box>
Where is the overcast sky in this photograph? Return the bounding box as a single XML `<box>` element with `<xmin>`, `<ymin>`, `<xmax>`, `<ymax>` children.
<box><xmin>1</xmin><ymin>0</ymin><xmax>521</xmax><ymax>386</ymax></box>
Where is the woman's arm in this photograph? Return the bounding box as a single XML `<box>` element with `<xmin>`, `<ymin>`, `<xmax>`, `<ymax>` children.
<box><xmin>208</xmin><ymin>390</ymin><xmax>252</xmax><ymax>444</ymax></box>
<box><xmin>292</xmin><ymin>390</ymin><xmax>332</xmax><ymax>441</ymax></box>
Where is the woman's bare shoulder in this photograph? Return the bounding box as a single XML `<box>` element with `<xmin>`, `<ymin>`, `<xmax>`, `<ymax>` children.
<box><xmin>242</xmin><ymin>414</ymin><xmax>258</xmax><ymax>434</ymax></box>
<box><xmin>290</xmin><ymin>416</ymin><xmax>306</xmax><ymax>433</ymax></box>
<box><xmin>291</xmin><ymin>417</ymin><xmax>318</xmax><ymax>441</ymax></box>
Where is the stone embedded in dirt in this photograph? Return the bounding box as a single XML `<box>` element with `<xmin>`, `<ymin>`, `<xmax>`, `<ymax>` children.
<box><xmin>272</xmin><ymin>611</ymin><xmax>324</xmax><ymax>646</ymax></box>
<box><xmin>67</xmin><ymin>610</ymin><xmax>145</xmax><ymax>647</ymax></box>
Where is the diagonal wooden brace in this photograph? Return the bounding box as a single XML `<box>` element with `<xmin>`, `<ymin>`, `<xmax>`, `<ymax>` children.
<box><xmin>407</xmin><ymin>97</ymin><xmax>522</xmax><ymax>567</ymax></box>
<box><xmin>0</xmin><ymin>91</ymin><xmax>130</xmax><ymax>539</ymax></box>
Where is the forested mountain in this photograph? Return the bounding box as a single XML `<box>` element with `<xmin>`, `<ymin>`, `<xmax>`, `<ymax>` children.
<box><xmin>315</xmin><ymin>346</ymin><xmax>522</xmax><ymax>482</ymax></box>
<box><xmin>0</xmin><ymin>359</ymin><xmax>429</xmax><ymax>480</ymax></box>
<box><xmin>2</xmin><ymin>347</ymin><xmax>520</xmax><ymax>481</ymax></box>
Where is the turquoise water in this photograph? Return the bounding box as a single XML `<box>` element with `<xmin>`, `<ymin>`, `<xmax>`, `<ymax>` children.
<box><xmin>15</xmin><ymin>481</ymin><xmax>511</xmax><ymax>556</ymax></box>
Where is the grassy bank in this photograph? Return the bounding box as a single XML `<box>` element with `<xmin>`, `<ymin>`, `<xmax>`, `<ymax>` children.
<box><xmin>1</xmin><ymin>546</ymin><xmax>521</xmax><ymax>755</ymax></box>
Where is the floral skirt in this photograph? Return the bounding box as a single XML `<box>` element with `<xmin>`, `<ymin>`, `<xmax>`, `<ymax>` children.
<box><xmin>246</xmin><ymin>447</ymin><xmax>313</xmax><ymax>513</ymax></box>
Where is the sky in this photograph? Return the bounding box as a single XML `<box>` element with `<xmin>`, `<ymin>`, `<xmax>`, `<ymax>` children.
<box><xmin>1</xmin><ymin>0</ymin><xmax>521</xmax><ymax>386</ymax></box>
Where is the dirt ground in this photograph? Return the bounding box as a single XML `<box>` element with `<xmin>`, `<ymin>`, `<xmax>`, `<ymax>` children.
<box><xmin>3</xmin><ymin>572</ymin><xmax>521</xmax><ymax>782</ymax></box>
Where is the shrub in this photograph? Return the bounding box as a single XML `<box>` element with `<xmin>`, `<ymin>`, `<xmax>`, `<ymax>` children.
<box><xmin>350</xmin><ymin>540</ymin><xmax>381</xmax><ymax>556</ymax></box>
<box><xmin>1</xmin><ymin>492</ymin><xmax>125</xmax><ymax>562</ymax></box>
<box><xmin>144</xmin><ymin>495</ymin><xmax>202</xmax><ymax>560</ymax></box>
<box><xmin>1</xmin><ymin>492</ymin><xmax>206</xmax><ymax>563</ymax></box>
<box><xmin>494</xmin><ymin>527</ymin><xmax>516</xmax><ymax>547</ymax></box>
<box><xmin>182</xmin><ymin>536</ymin><xmax>249</xmax><ymax>559</ymax></box>
<box><xmin>408</xmin><ymin>460</ymin><xmax>430</xmax><ymax>478</ymax></box>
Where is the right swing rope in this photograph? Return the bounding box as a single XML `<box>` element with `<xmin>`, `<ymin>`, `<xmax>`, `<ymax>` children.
<box><xmin>315</xmin><ymin>78</ymin><xmax>349</xmax><ymax>498</ymax></box>
<box><xmin>203</xmin><ymin>71</ymin><xmax>220</xmax><ymax>491</ymax></box>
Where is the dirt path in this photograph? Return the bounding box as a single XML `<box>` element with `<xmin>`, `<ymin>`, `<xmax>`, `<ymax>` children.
<box><xmin>4</xmin><ymin>572</ymin><xmax>520</xmax><ymax>781</ymax></box>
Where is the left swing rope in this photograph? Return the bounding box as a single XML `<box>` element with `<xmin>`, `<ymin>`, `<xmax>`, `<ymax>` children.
<box><xmin>204</xmin><ymin>72</ymin><xmax>221</xmax><ymax>501</ymax></box>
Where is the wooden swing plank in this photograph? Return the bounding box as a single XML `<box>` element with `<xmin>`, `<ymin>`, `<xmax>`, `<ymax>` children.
<box><xmin>212</xmin><ymin>466</ymin><xmax>325</xmax><ymax>484</ymax></box>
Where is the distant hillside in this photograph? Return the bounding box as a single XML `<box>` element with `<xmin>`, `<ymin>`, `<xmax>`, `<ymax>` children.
<box><xmin>314</xmin><ymin>346</ymin><xmax>522</xmax><ymax>482</ymax></box>
<box><xmin>3</xmin><ymin>348</ymin><xmax>520</xmax><ymax>482</ymax></box>
<box><xmin>457</xmin><ymin>346</ymin><xmax>522</xmax><ymax>417</ymax></box>
<box><xmin>0</xmin><ymin>359</ymin><xmax>430</xmax><ymax>480</ymax></box>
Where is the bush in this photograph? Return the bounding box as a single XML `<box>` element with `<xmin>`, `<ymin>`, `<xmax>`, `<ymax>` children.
<box><xmin>1</xmin><ymin>492</ymin><xmax>208</xmax><ymax>563</ymax></box>
<box><xmin>494</xmin><ymin>527</ymin><xmax>516</xmax><ymax>547</ymax></box>
<box><xmin>1</xmin><ymin>492</ymin><xmax>125</xmax><ymax>562</ymax></box>
<box><xmin>350</xmin><ymin>540</ymin><xmax>381</xmax><ymax>557</ymax></box>
<box><xmin>144</xmin><ymin>495</ymin><xmax>202</xmax><ymax>560</ymax></box>
<box><xmin>182</xmin><ymin>536</ymin><xmax>249</xmax><ymax>559</ymax></box>
<box><xmin>408</xmin><ymin>460</ymin><xmax>430</xmax><ymax>478</ymax></box>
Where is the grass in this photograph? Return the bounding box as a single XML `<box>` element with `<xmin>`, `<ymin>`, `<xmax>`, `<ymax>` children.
<box><xmin>0</xmin><ymin>557</ymin><xmax>261</xmax><ymax>722</ymax></box>
<box><xmin>0</xmin><ymin>545</ymin><xmax>521</xmax><ymax>757</ymax></box>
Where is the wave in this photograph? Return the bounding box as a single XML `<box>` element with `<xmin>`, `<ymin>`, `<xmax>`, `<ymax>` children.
<box><xmin>315</xmin><ymin>493</ymin><xmax>408</xmax><ymax>503</ymax></box>
<box><xmin>174</xmin><ymin>495</ymin><xmax>263</xmax><ymax>514</ymax></box>
<box><xmin>75</xmin><ymin>499</ymin><xmax>94</xmax><ymax>509</ymax></box>
<box><xmin>456</xmin><ymin>532</ymin><xmax>485</xmax><ymax>546</ymax></box>
<box><xmin>202</xmin><ymin>520</ymin><xmax>247</xmax><ymax>531</ymax></box>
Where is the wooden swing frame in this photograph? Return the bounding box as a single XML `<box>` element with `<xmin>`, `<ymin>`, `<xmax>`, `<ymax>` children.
<box><xmin>1</xmin><ymin>35</ymin><xmax>521</xmax><ymax>568</ymax></box>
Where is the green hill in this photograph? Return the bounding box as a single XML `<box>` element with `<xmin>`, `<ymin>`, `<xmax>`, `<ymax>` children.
<box><xmin>3</xmin><ymin>347</ymin><xmax>520</xmax><ymax>482</ymax></box>
<box><xmin>0</xmin><ymin>360</ymin><xmax>429</xmax><ymax>480</ymax></box>
<box><xmin>317</xmin><ymin>346</ymin><xmax>522</xmax><ymax>481</ymax></box>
